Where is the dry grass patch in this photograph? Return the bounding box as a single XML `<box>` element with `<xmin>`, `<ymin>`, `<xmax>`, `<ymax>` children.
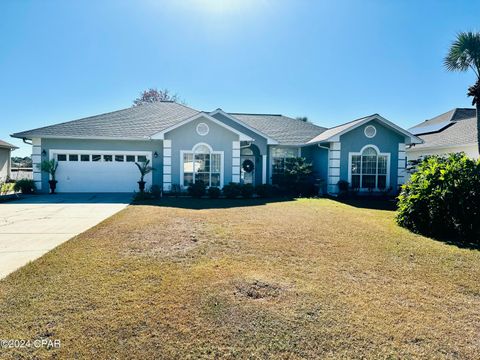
<box><xmin>0</xmin><ymin>198</ymin><xmax>479</xmax><ymax>359</ymax></box>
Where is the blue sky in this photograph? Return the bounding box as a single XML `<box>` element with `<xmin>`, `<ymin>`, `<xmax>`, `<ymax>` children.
<box><xmin>1</xmin><ymin>0</ymin><xmax>479</xmax><ymax>157</ymax></box>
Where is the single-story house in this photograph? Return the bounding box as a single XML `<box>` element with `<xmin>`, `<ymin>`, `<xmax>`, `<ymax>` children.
<box><xmin>11</xmin><ymin>102</ymin><xmax>421</xmax><ymax>194</ymax></box>
<box><xmin>407</xmin><ymin>108</ymin><xmax>479</xmax><ymax>160</ymax></box>
<box><xmin>0</xmin><ymin>140</ymin><xmax>17</xmax><ymax>182</ymax></box>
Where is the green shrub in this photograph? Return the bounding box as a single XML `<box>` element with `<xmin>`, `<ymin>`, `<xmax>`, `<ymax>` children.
<box><xmin>150</xmin><ymin>185</ymin><xmax>162</xmax><ymax>199</ymax></box>
<box><xmin>255</xmin><ymin>184</ymin><xmax>275</xmax><ymax>198</ymax></box>
<box><xmin>397</xmin><ymin>153</ymin><xmax>480</xmax><ymax>243</ymax></box>
<box><xmin>273</xmin><ymin>157</ymin><xmax>315</xmax><ymax>197</ymax></box>
<box><xmin>240</xmin><ymin>183</ymin><xmax>255</xmax><ymax>198</ymax></box>
<box><xmin>1</xmin><ymin>182</ymin><xmax>15</xmax><ymax>195</ymax></box>
<box><xmin>208</xmin><ymin>186</ymin><xmax>221</xmax><ymax>199</ymax></box>
<box><xmin>13</xmin><ymin>179</ymin><xmax>36</xmax><ymax>194</ymax></box>
<box><xmin>222</xmin><ymin>182</ymin><xmax>242</xmax><ymax>199</ymax></box>
<box><xmin>187</xmin><ymin>181</ymin><xmax>206</xmax><ymax>198</ymax></box>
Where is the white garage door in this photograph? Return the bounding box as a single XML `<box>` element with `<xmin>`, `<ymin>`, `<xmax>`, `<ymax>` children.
<box><xmin>51</xmin><ymin>150</ymin><xmax>153</xmax><ymax>193</ymax></box>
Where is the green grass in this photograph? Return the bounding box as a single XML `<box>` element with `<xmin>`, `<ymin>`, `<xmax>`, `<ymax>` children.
<box><xmin>0</xmin><ymin>198</ymin><xmax>479</xmax><ymax>359</ymax></box>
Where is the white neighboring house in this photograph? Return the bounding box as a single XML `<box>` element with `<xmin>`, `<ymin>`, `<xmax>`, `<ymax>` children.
<box><xmin>0</xmin><ymin>140</ymin><xmax>18</xmax><ymax>182</ymax></box>
<box><xmin>407</xmin><ymin>108</ymin><xmax>479</xmax><ymax>161</ymax></box>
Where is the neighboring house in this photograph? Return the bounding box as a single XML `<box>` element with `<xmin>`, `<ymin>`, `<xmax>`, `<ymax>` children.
<box><xmin>0</xmin><ymin>140</ymin><xmax>18</xmax><ymax>181</ymax></box>
<box><xmin>407</xmin><ymin>108</ymin><xmax>479</xmax><ymax>160</ymax></box>
<box><xmin>11</xmin><ymin>102</ymin><xmax>421</xmax><ymax>195</ymax></box>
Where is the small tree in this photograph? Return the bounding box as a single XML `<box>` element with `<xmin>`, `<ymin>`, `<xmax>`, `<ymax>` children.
<box><xmin>296</xmin><ymin>116</ymin><xmax>309</xmax><ymax>122</ymax></box>
<box><xmin>40</xmin><ymin>159</ymin><xmax>59</xmax><ymax>194</ymax></box>
<box><xmin>135</xmin><ymin>159</ymin><xmax>154</xmax><ymax>192</ymax></box>
<box><xmin>133</xmin><ymin>88</ymin><xmax>182</xmax><ymax>106</ymax></box>
<box><xmin>275</xmin><ymin>157</ymin><xmax>315</xmax><ymax>197</ymax></box>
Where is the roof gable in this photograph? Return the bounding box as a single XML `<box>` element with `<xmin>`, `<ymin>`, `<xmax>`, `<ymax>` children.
<box><xmin>307</xmin><ymin>114</ymin><xmax>422</xmax><ymax>145</ymax></box>
<box><xmin>209</xmin><ymin>109</ymin><xmax>279</xmax><ymax>145</ymax></box>
<box><xmin>151</xmin><ymin>112</ymin><xmax>254</xmax><ymax>141</ymax></box>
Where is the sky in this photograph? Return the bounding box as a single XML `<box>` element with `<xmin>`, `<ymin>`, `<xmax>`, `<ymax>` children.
<box><xmin>1</xmin><ymin>0</ymin><xmax>479</xmax><ymax>157</ymax></box>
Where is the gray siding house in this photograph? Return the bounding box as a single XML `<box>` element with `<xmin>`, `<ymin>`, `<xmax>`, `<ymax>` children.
<box><xmin>11</xmin><ymin>102</ymin><xmax>421</xmax><ymax>195</ymax></box>
<box><xmin>0</xmin><ymin>140</ymin><xmax>17</xmax><ymax>182</ymax></box>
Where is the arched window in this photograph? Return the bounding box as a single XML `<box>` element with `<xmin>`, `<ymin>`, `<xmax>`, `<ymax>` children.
<box><xmin>240</xmin><ymin>147</ymin><xmax>254</xmax><ymax>156</ymax></box>
<box><xmin>182</xmin><ymin>143</ymin><xmax>222</xmax><ymax>187</ymax></box>
<box><xmin>350</xmin><ymin>146</ymin><xmax>388</xmax><ymax>190</ymax></box>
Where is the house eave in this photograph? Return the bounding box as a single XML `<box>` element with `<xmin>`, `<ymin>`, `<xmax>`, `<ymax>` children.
<box><xmin>10</xmin><ymin>134</ymin><xmax>153</xmax><ymax>141</ymax></box>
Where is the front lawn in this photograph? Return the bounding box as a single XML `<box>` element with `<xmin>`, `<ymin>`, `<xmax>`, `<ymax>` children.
<box><xmin>0</xmin><ymin>198</ymin><xmax>479</xmax><ymax>359</ymax></box>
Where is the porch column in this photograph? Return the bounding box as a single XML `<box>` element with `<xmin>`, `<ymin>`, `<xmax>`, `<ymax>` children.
<box><xmin>232</xmin><ymin>141</ymin><xmax>240</xmax><ymax>183</ymax></box>
<box><xmin>163</xmin><ymin>140</ymin><xmax>172</xmax><ymax>191</ymax></box>
<box><xmin>327</xmin><ymin>142</ymin><xmax>341</xmax><ymax>195</ymax></box>
<box><xmin>32</xmin><ymin>138</ymin><xmax>42</xmax><ymax>191</ymax></box>
<box><xmin>262</xmin><ymin>154</ymin><xmax>267</xmax><ymax>184</ymax></box>
<box><xmin>397</xmin><ymin>143</ymin><xmax>406</xmax><ymax>188</ymax></box>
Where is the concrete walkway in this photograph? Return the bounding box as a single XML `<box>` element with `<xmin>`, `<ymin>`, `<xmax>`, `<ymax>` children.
<box><xmin>0</xmin><ymin>193</ymin><xmax>131</xmax><ymax>279</ymax></box>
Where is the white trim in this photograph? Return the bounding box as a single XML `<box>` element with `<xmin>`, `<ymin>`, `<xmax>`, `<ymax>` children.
<box><xmin>331</xmin><ymin>142</ymin><xmax>341</xmax><ymax>151</ymax></box>
<box><xmin>364</xmin><ymin>125</ymin><xmax>377</xmax><ymax>138</ymax></box>
<box><xmin>209</xmin><ymin>109</ymin><xmax>279</xmax><ymax>145</ymax></box>
<box><xmin>179</xmin><ymin>143</ymin><xmax>224</xmax><ymax>189</ymax></box>
<box><xmin>398</xmin><ymin>143</ymin><xmax>406</xmax><ymax>151</ymax></box>
<box><xmin>196</xmin><ymin>122</ymin><xmax>209</xmax><ymax>136</ymax></box>
<box><xmin>347</xmin><ymin>144</ymin><xmax>391</xmax><ymax>192</ymax></box>
<box><xmin>327</xmin><ymin>141</ymin><xmax>342</xmax><ymax>195</ymax></box>
<box><xmin>151</xmin><ymin>112</ymin><xmax>254</xmax><ymax>141</ymax></box>
<box><xmin>163</xmin><ymin>140</ymin><xmax>172</xmax><ymax>191</ymax></box>
<box><xmin>14</xmin><ymin>135</ymin><xmax>153</xmax><ymax>141</ymax></box>
<box><xmin>49</xmin><ymin>149</ymin><xmax>151</xmax><ymax>156</ymax></box>
<box><xmin>262</xmin><ymin>155</ymin><xmax>267</xmax><ymax>184</ymax></box>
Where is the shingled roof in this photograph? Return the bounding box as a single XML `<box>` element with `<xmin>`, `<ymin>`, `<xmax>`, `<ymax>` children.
<box><xmin>409</xmin><ymin>108</ymin><xmax>477</xmax><ymax>149</ymax></box>
<box><xmin>0</xmin><ymin>139</ymin><xmax>18</xmax><ymax>150</ymax></box>
<box><xmin>11</xmin><ymin>102</ymin><xmax>327</xmax><ymax>145</ymax></box>
<box><xmin>11</xmin><ymin>102</ymin><xmax>200</xmax><ymax>140</ymax></box>
<box><xmin>228</xmin><ymin>113</ymin><xmax>327</xmax><ymax>145</ymax></box>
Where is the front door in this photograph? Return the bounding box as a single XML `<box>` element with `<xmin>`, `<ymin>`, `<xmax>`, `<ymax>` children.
<box><xmin>240</xmin><ymin>156</ymin><xmax>255</xmax><ymax>185</ymax></box>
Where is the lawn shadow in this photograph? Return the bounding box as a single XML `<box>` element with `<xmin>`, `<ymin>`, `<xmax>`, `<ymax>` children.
<box><xmin>331</xmin><ymin>197</ymin><xmax>398</xmax><ymax>211</ymax></box>
<box><xmin>131</xmin><ymin>196</ymin><xmax>297</xmax><ymax>210</ymax></box>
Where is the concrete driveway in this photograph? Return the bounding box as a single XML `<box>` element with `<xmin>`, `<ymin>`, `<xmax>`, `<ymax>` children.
<box><xmin>0</xmin><ymin>193</ymin><xmax>131</xmax><ymax>279</ymax></box>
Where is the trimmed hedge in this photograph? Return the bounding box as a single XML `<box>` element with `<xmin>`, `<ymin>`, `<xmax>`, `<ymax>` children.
<box><xmin>397</xmin><ymin>153</ymin><xmax>480</xmax><ymax>243</ymax></box>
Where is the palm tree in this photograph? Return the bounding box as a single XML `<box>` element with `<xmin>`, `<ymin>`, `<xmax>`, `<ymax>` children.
<box><xmin>134</xmin><ymin>159</ymin><xmax>154</xmax><ymax>192</ymax></box>
<box><xmin>444</xmin><ymin>31</ymin><xmax>480</xmax><ymax>154</ymax></box>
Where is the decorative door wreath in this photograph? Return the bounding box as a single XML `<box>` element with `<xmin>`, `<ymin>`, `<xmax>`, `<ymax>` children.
<box><xmin>242</xmin><ymin>159</ymin><xmax>255</xmax><ymax>173</ymax></box>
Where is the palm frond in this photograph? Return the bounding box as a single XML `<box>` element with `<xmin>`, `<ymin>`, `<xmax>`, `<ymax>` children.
<box><xmin>444</xmin><ymin>31</ymin><xmax>480</xmax><ymax>77</ymax></box>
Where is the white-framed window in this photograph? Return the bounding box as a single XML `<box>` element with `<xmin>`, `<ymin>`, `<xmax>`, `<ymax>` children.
<box><xmin>270</xmin><ymin>147</ymin><xmax>299</xmax><ymax>183</ymax></box>
<box><xmin>349</xmin><ymin>145</ymin><xmax>389</xmax><ymax>190</ymax></box>
<box><xmin>181</xmin><ymin>143</ymin><xmax>223</xmax><ymax>188</ymax></box>
<box><xmin>196</xmin><ymin>122</ymin><xmax>209</xmax><ymax>136</ymax></box>
<box><xmin>364</xmin><ymin>125</ymin><xmax>377</xmax><ymax>138</ymax></box>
